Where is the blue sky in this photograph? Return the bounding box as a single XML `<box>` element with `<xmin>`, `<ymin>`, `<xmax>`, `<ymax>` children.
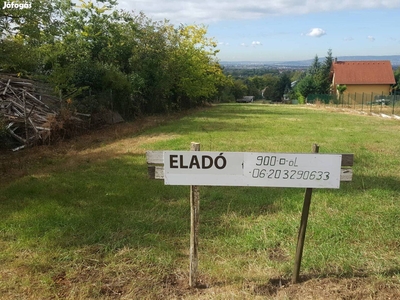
<box><xmin>117</xmin><ymin>0</ymin><xmax>400</xmax><ymax>62</ymax></box>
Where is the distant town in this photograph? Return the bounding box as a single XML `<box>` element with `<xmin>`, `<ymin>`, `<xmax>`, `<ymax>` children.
<box><xmin>221</xmin><ymin>55</ymin><xmax>400</xmax><ymax>70</ymax></box>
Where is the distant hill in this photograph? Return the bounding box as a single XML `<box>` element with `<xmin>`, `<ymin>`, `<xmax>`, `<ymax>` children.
<box><xmin>221</xmin><ymin>55</ymin><xmax>400</xmax><ymax>69</ymax></box>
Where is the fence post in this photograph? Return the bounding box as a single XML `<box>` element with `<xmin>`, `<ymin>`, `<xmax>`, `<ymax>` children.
<box><xmin>361</xmin><ymin>92</ymin><xmax>364</xmax><ymax>112</ymax></box>
<box><xmin>189</xmin><ymin>142</ymin><xmax>201</xmax><ymax>287</ymax></box>
<box><xmin>370</xmin><ymin>92</ymin><xmax>373</xmax><ymax>112</ymax></box>
<box><xmin>393</xmin><ymin>94</ymin><xmax>395</xmax><ymax>115</ymax></box>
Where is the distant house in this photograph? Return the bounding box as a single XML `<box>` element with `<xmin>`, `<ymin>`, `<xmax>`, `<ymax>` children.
<box><xmin>331</xmin><ymin>60</ymin><xmax>396</xmax><ymax>97</ymax></box>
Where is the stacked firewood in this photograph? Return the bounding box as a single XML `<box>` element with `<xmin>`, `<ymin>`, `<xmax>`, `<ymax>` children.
<box><xmin>0</xmin><ymin>75</ymin><xmax>87</xmax><ymax>151</ymax></box>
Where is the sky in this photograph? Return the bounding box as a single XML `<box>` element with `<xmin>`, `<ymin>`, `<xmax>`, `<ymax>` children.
<box><xmin>117</xmin><ymin>0</ymin><xmax>400</xmax><ymax>62</ymax></box>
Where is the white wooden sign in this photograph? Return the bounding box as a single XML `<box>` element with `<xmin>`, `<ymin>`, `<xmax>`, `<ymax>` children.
<box><xmin>163</xmin><ymin>151</ymin><xmax>342</xmax><ymax>188</ymax></box>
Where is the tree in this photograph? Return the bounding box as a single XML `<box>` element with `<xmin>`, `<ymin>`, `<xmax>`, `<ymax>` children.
<box><xmin>1</xmin><ymin>0</ymin><xmax>228</xmax><ymax>119</ymax></box>
<box><xmin>320</xmin><ymin>49</ymin><xmax>334</xmax><ymax>93</ymax></box>
<box><xmin>45</xmin><ymin>1</ymin><xmax>143</xmax><ymax>116</ymax></box>
<box><xmin>323</xmin><ymin>49</ymin><xmax>333</xmax><ymax>76</ymax></box>
<box><xmin>231</xmin><ymin>80</ymin><xmax>247</xmax><ymax>100</ymax></box>
<box><xmin>336</xmin><ymin>84</ymin><xmax>347</xmax><ymax>103</ymax></box>
<box><xmin>128</xmin><ymin>15</ymin><xmax>173</xmax><ymax>113</ymax></box>
<box><xmin>260</xmin><ymin>74</ymin><xmax>280</xmax><ymax>101</ymax></box>
<box><xmin>295</xmin><ymin>75</ymin><xmax>316</xmax><ymax>100</ymax></box>
<box><xmin>215</xmin><ymin>74</ymin><xmax>234</xmax><ymax>102</ymax></box>
<box><xmin>308</xmin><ymin>54</ymin><xmax>321</xmax><ymax>76</ymax></box>
<box><xmin>0</xmin><ymin>37</ymin><xmax>39</xmax><ymax>73</ymax></box>
<box><xmin>0</xmin><ymin>0</ymin><xmax>73</xmax><ymax>45</ymax></box>
<box><xmin>310</xmin><ymin>50</ymin><xmax>333</xmax><ymax>94</ymax></box>
<box><xmin>165</xmin><ymin>24</ymin><xmax>224</xmax><ymax>109</ymax></box>
<box><xmin>393</xmin><ymin>67</ymin><xmax>400</xmax><ymax>94</ymax></box>
<box><xmin>294</xmin><ymin>49</ymin><xmax>335</xmax><ymax>98</ymax></box>
<box><xmin>277</xmin><ymin>73</ymin><xmax>291</xmax><ymax>99</ymax></box>
<box><xmin>244</xmin><ymin>78</ymin><xmax>259</xmax><ymax>99</ymax></box>
<box><xmin>0</xmin><ymin>0</ymin><xmax>75</xmax><ymax>73</ymax></box>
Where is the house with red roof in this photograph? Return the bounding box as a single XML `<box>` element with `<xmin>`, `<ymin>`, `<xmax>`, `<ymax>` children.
<box><xmin>331</xmin><ymin>60</ymin><xmax>396</xmax><ymax>98</ymax></box>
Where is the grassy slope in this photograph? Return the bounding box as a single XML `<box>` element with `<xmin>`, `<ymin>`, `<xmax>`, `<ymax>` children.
<box><xmin>0</xmin><ymin>104</ymin><xmax>399</xmax><ymax>299</ymax></box>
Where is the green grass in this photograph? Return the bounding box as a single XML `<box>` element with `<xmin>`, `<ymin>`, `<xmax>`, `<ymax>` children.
<box><xmin>1</xmin><ymin>104</ymin><xmax>399</xmax><ymax>299</ymax></box>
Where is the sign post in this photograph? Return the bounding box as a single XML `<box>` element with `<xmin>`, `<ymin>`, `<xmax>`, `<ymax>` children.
<box><xmin>146</xmin><ymin>145</ymin><xmax>353</xmax><ymax>287</ymax></box>
<box><xmin>292</xmin><ymin>143</ymin><xmax>319</xmax><ymax>284</ymax></box>
<box><xmin>189</xmin><ymin>142</ymin><xmax>200</xmax><ymax>287</ymax></box>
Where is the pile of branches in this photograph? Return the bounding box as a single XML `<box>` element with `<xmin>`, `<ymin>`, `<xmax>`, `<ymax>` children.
<box><xmin>0</xmin><ymin>75</ymin><xmax>89</xmax><ymax>151</ymax></box>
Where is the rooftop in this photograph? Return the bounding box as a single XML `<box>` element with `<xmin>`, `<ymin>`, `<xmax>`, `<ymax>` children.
<box><xmin>332</xmin><ymin>60</ymin><xmax>396</xmax><ymax>85</ymax></box>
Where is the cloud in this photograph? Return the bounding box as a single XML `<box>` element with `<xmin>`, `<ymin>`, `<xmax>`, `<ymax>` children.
<box><xmin>367</xmin><ymin>35</ymin><xmax>375</xmax><ymax>42</ymax></box>
<box><xmin>117</xmin><ymin>1</ymin><xmax>400</xmax><ymax>23</ymax></box>
<box><xmin>251</xmin><ymin>41</ymin><xmax>263</xmax><ymax>46</ymax></box>
<box><xmin>344</xmin><ymin>37</ymin><xmax>354</xmax><ymax>41</ymax></box>
<box><xmin>306</xmin><ymin>28</ymin><xmax>326</xmax><ymax>37</ymax></box>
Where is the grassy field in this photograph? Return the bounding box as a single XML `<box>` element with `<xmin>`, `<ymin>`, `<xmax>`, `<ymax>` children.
<box><xmin>1</xmin><ymin>104</ymin><xmax>400</xmax><ymax>299</ymax></box>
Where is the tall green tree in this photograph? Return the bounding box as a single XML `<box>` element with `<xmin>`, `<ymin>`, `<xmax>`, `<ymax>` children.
<box><xmin>166</xmin><ymin>24</ymin><xmax>224</xmax><ymax>109</ymax></box>
<box><xmin>1</xmin><ymin>0</ymin><xmax>227</xmax><ymax>118</ymax></box>
<box><xmin>0</xmin><ymin>0</ymin><xmax>71</xmax><ymax>45</ymax></box>
<box><xmin>47</xmin><ymin>1</ymin><xmax>146</xmax><ymax>117</ymax></box>
<box><xmin>320</xmin><ymin>49</ymin><xmax>334</xmax><ymax>93</ymax></box>
<box><xmin>295</xmin><ymin>49</ymin><xmax>335</xmax><ymax>98</ymax></box>
<box><xmin>0</xmin><ymin>0</ymin><xmax>74</xmax><ymax>73</ymax></box>
<box><xmin>308</xmin><ymin>54</ymin><xmax>320</xmax><ymax>76</ymax></box>
<box><xmin>129</xmin><ymin>15</ymin><xmax>173</xmax><ymax>113</ymax></box>
<box><xmin>277</xmin><ymin>73</ymin><xmax>291</xmax><ymax>98</ymax></box>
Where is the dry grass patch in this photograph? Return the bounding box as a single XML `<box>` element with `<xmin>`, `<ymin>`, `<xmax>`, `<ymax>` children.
<box><xmin>0</xmin><ymin>109</ymin><xmax>200</xmax><ymax>186</ymax></box>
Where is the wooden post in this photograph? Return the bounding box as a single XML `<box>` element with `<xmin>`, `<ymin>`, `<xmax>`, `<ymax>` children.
<box><xmin>392</xmin><ymin>93</ymin><xmax>395</xmax><ymax>115</ymax></box>
<box><xmin>361</xmin><ymin>92</ymin><xmax>364</xmax><ymax>112</ymax></box>
<box><xmin>292</xmin><ymin>143</ymin><xmax>319</xmax><ymax>284</ymax></box>
<box><xmin>22</xmin><ymin>89</ymin><xmax>29</xmax><ymax>145</ymax></box>
<box><xmin>189</xmin><ymin>142</ymin><xmax>200</xmax><ymax>287</ymax></box>
<box><xmin>145</xmin><ymin>147</ymin><xmax>353</xmax><ymax>286</ymax></box>
<box><xmin>370</xmin><ymin>92</ymin><xmax>373</xmax><ymax>112</ymax></box>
